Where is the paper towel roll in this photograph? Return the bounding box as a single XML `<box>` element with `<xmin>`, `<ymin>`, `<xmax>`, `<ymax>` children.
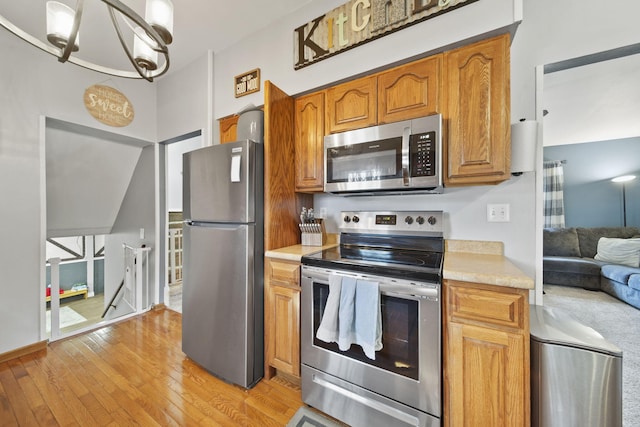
<box><xmin>511</xmin><ymin>120</ymin><xmax>538</xmax><ymax>174</ymax></box>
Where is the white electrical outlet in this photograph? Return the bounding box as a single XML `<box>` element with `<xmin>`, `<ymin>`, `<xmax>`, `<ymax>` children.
<box><xmin>487</xmin><ymin>204</ymin><xmax>510</xmax><ymax>222</ymax></box>
<box><xmin>319</xmin><ymin>207</ymin><xmax>327</xmax><ymax>218</ymax></box>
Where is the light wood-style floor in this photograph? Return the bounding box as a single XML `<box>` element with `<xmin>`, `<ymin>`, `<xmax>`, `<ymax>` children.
<box><xmin>1</xmin><ymin>308</ymin><xmax>304</xmax><ymax>426</ymax></box>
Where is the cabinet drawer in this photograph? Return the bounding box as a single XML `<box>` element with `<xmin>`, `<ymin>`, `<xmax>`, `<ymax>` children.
<box><xmin>447</xmin><ymin>281</ymin><xmax>526</xmax><ymax>330</ymax></box>
<box><xmin>267</xmin><ymin>259</ymin><xmax>301</xmax><ymax>286</ymax></box>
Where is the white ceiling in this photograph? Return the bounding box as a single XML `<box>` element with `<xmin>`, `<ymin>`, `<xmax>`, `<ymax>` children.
<box><xmin>0</xmin><ymin>0</ymin><xmax>314</xmax><ymax>78</ymax></box>
<box><xmin>543</xmin><ymin>52</ymin><xmax>640</xmax><ymax>147</ymax></box>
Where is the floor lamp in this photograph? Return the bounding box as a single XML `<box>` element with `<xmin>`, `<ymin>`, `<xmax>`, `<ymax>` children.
<box><xmin>612</xmin><ymin>175</ymin><xmax>637</xmax><ymax>227</ymax></box>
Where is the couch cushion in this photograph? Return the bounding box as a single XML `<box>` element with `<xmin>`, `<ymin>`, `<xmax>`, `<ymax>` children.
<box><xmin>601</xmin><ymin>264</ymin><xmax>640</xmax><ymax>283</ymax></box>
<box><xmin>543</xmin><ymin>256</ymin><xmax>603</xmax><ymax>275</ymax></box>
<box><xmin>594</xmin><ymin>237</ymin><xmax>640</xmax><ymax>267</ymax></box>
<box><xmin>629</xmin><ymin>274</ymin><xmax>640</xmax><ymax>291</ymax></box>
<box><xmin>543</xmin><ymin>228</ymin><xmax>581</xmax><ymax>257</ymax></box>
<box><xmin>576</xmin><ymin>227</ymin><xmax>640</xmax><ymax>258</ymax></box>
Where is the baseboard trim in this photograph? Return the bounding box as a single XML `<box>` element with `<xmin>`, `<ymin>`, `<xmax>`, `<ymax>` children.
<box><xmin>0</xmin><ymin>340</ymin><xmax>48</xmax><ymax>364</ymax></box>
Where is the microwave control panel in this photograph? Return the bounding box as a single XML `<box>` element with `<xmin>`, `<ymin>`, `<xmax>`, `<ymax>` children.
<box><xmin>409</xmin><ymin>131</ymin><xmax>436</xmax><ymax>177</ymax></box>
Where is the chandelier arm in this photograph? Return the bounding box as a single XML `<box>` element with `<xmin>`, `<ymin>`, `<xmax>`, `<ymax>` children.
<box><xmin>59</xmin><ymin>0</ymin><xmax>84</xmax><ymax>63</ymax></box>
<box><xmin>107</xmin><ymin>6</ymin><xmax>153</xmax><ymax>81</ymax></box>
<box><xmin>0</xmin><ymin>14</ymin><xmax>61</xmax><ymax>57</ymax></box>
<box><xmin>0</xmin><ymin>1</ymin><xmax>170</xmax><ymax>81</ymax></box>
<box><xmin>101</xmin><ymin>0</ymin><xmax>168</xmax><ymax>54</ymax></box>
<box><xmin>102</xmin><ymin>0</ymin><xmax>170</xmax><ymax>81</ymax></box>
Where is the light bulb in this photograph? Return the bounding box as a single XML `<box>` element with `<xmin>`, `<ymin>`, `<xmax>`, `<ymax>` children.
<box><xmin>145</xmin><ymin>0</ymin><xmax>173</xmax><ymax>44</ymax></box>
<box><xmin>133</xmin><ymin>28</ymin><xmax>158</xmax><ymax>71</ymax></box>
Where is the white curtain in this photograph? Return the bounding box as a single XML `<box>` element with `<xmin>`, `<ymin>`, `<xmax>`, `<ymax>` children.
<box><xmin>543</xmin><ymin>160</ymin><xmax>566</xmax><ymax>228</ymax></box>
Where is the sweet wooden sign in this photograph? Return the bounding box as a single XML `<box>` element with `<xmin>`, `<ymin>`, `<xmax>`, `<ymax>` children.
<box><xmin>294</xmin><ymin>0</ymin><xmax>478</xmax><ymax>69</ymax></box>
<box><xmin>83</xmin><ymin>85</ymin><xmax>134</xmax><ymax>127</ymax></box>
<box><xmin>235</xmin><ymin>68</ymin><xmax>261</xmax><ymax>98</ymax></box>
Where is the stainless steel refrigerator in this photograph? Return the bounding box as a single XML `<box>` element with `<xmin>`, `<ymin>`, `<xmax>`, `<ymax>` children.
<box><xmin>181</xmin><ymin>140</ymin><xmax>264</xmax><ymax>388</ymax></box>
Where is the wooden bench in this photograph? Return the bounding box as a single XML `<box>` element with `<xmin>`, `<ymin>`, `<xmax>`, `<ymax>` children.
<box><xmin>46</xmin><ymin>288</ymin><xmax>88</xmax><ymax>302</ymax></box>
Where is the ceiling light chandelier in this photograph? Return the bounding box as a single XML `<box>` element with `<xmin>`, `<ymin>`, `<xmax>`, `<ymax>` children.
<box><xmin>0</xmin><ymin>0</ymin><xmax>173</xmax><ymax>82</ymax></box>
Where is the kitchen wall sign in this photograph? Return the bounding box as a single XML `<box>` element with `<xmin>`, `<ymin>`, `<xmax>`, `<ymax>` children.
<box><xmin>235</xmin><ymin>68</ymin><xmax>261</xmax><ymax>98</ymax></box>
<box><xmin>294</xmin><ymin>0</ymin><xmax>478</xmax><ymax>69</ymax></box>
<box><xmin>83</xmin><ymin>85</ymin><xmax>134</xmax><ymax>127</ymax></box>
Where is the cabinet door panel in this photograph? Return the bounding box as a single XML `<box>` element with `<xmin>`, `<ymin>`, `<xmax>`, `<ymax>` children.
<box><xmin>219</xmin><ymin>115</ymin><xmax>238</xmax><ymax>144</ymax></box>
<box><xmin>444</xmin><ymin>33</ymin><xmax>510</xmax><ymax>186</ymax></box>
<box><xmin>295</xmin><ymin>92</ymin><xmax>325</xmax><ymax>192</ymax></box>
<box><xmin>267</xmin><ymin>284</ymin><xmax>300</xmax><ymax>376</ymax></box>
<box><xmin>378</xmin><ymin>55</ymin><xmax>441</xmax><ymax>124</ymax></box>
<box><xmin>448</xmin><ymin>323</ymin><xmax>526</xmax><ymax>427</ymax></box>
<box><xmin>326</xmin><ymin>76</ymin><xmax>377</xmax><ymax>133</ymax></box>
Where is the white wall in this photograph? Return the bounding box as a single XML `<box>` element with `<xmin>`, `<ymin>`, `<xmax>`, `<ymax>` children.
<box><xmin>157</xmin><ymin>52</ymin><xmax>214</xmax><ymax>145</ymax></box>
<box><xmin>213</xmin><ymin>0</ymin><xmax>522</xmax><ymax>118</ymax></box>
<box><xmin>509</xmin><ymin>0</ymin><xmax>640</xmax><ymax>121</ymax></box>
<box><xmin>542</xmin><ymin>54</ymin><xmax>640</xmax><ymax>147</ymax></box>
<box><xmin>0</xmin><ymin>30</ymin><xmax>157</xmax><ymax>354</ymax></box>
<box><xmin>167</xmin><ymin>135</ymin><xmax>203</xmax><ymax>211</ymax></box>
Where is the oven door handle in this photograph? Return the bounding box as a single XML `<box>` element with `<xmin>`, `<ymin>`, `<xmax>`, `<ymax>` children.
<box><xmin>380</xmin><ymin>283</ymin><xmax>439</xmax><ymax>299</ymax></box>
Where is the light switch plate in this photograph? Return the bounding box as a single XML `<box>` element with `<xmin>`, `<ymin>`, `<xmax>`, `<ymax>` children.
<box><xmin>487</xmin><ymin>204</ymin><xmax>510</xmax><ymax>222</ymax></box>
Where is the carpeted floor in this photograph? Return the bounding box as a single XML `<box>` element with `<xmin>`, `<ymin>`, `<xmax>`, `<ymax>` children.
<box><xmin>543</xmin><ymin>284</ymin><xmax>640</xmax><ymax>426</ymax></box>
<box><xmin>45</xmin><ymin>306</ymin><xmax>88</xmax><ymax>332</ymax></box>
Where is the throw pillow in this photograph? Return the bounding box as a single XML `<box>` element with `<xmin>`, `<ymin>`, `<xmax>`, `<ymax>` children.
<box><xmin>594</xmin><ymin>237</ymin><xmax>640</xmax><ymax>268</ymax></box>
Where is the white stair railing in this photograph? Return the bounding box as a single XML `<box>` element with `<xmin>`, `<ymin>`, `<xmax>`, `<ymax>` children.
<box><xmin>123</xmin><ymin>244</ymin><xmax>152</xmax><ymax>313</ymax></box>
<box><xmin>168</xmin><ymin>228</ymin><xmax>183</xmax><ymax>285</ymax></box>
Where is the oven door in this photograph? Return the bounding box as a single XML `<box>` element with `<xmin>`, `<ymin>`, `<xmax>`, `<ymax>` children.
<box><xmin>301</xmin><ymin>266</ymin><xmax>441</xmax><ymax>424</ymax></box>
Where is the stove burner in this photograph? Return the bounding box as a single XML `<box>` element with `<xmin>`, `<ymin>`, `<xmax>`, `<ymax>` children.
<box><xmin>340</xmin><ymin>246</ymin><xmax>442</xmax><ymax>269</ymax></box>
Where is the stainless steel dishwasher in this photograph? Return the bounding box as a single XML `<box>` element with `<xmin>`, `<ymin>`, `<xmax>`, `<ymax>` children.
<box><xmin>530</xmin><ymin>305</ymin><xmax>623</xmax><ymax>427</ymax></box>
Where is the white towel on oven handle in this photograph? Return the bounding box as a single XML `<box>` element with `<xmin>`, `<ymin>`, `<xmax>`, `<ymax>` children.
<box><xmin>354</xmin><ymin>279</ymin><xmax>382</xmax><ymax>360</ymax></box>
<box><xmin>337</xmin><ymin>276</ymin><xmax>357</xmax><ymax>351</ymax></box>
<box><xmin>315</xmin><ymin>273</ymin><xmax>343</xmax><ymax>343</ymax></box>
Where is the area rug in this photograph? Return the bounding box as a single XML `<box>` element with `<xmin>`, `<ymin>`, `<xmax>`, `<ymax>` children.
<box><xmin>543</xmin><ymin>284</ymin><xmax>640</xmax><ymax>427</ymax></box>
<box><xmin>287</xmin><ymin>406</ymin><xmax>344</xmax><ymax>427</ymax></box>
<box><xmin>46</xmin><ymin>306</ymin><xmax>88</xmax><ymax>332</ymax></box>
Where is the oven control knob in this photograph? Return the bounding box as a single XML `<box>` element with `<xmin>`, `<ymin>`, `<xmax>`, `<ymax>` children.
<box><xmin>428</xmin><ymin>216</ymin><xmax>437</xmax><ymax>225</ymax></box>
<box><xmin>352</xmin><ymin>215</ymin><xmax>360</xmax><ymax>223</ymax></box>
<box><xmin>416</xmin><ymin>216</ymin><xmax>425</xmax><ymax>225</ymax></box>
<box><xmin>405</xmin><ymin>216</ymin><xmax>414</xmax><ymax>225</ymax></box>
<box><xmin>343</xmin><ymin>215</ymin><xmax>351</xmax><ymax>223</ymax></box>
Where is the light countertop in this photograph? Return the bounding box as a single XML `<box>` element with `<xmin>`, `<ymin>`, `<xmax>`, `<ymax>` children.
<box><xmin>444</xmin><ymin>240</ymin><xmax>534</xmax><ymax>290</ymax></box>
<box><xmin>265</xmin><ymin>234</ymin><xmax>339</xmax><ymax>262</ymax></box>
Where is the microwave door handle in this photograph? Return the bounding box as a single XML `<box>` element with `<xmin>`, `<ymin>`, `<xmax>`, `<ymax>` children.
<box><xmin>402</xmin><ymin>125</ymin><xmax>410</xmax><ymax>186</ymax></box>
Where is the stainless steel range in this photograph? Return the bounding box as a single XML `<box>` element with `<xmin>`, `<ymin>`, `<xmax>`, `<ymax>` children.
<box><xmin>300</xmin><ymin>211</ymin><xmax>444</xmax><ymax>427</ymax></box>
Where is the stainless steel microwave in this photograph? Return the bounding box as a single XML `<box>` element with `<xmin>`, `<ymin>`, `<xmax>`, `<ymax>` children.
<box><xmin>324</xmin><ymin>114</ymin><xmax>442</xmax><ymax>195</ymax></box>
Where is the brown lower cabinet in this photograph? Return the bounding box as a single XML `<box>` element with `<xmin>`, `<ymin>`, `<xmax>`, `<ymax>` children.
<box><xmin>443</xmin><ymin>279</ymin><xmax>531</xmax><ymax>427</ymax></box>
<box><xmin>264</xmin><ymin>257</ymin><xmax>301</xmax><ymax>380</ymax></box>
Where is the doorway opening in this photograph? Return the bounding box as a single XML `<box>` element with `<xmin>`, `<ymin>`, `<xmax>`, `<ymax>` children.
<box><xmin>44</xmin><ymin>117</ymin><xmax>156</xmax><ymax>341</ymax></box>
<box><xmin>162</xmin><ymin>130</ymin><xmax>203</xmax><ymax>313</ymax></box>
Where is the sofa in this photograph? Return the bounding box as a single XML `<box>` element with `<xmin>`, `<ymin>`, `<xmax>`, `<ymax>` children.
<box><xmin>543</xmin><ymin>226</ymin><xmax>640</xmax><ymax>309</ymax></box>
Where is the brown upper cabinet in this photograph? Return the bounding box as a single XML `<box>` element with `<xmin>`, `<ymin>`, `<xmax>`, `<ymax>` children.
<box><xmin>443</xmin><ymin>33</ymin><xmax>511</xmax><ymax>186</ymax></box>
<box><xmin>377</xmin><ymin>55</ymin><xmax>441</xmax><ymax>124</ymax></box>
<box><xmin>219</xmin><ymin>114</ymin><xmax>239</xmax><ymax>144</ymax></box>
<box><xmin>295</xmin><ymin>92</ymin><xmax>325</xmax><ymax>192</ymax></box>
<box><xmin>242</xmin><ymin>34</ymin><xmax>512</xmax><ymax>195</ymax></box>
<box><xmin>325</xmin><ymin>76</ymin><xmax>377</xmax><ymax>134</ymax></box>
